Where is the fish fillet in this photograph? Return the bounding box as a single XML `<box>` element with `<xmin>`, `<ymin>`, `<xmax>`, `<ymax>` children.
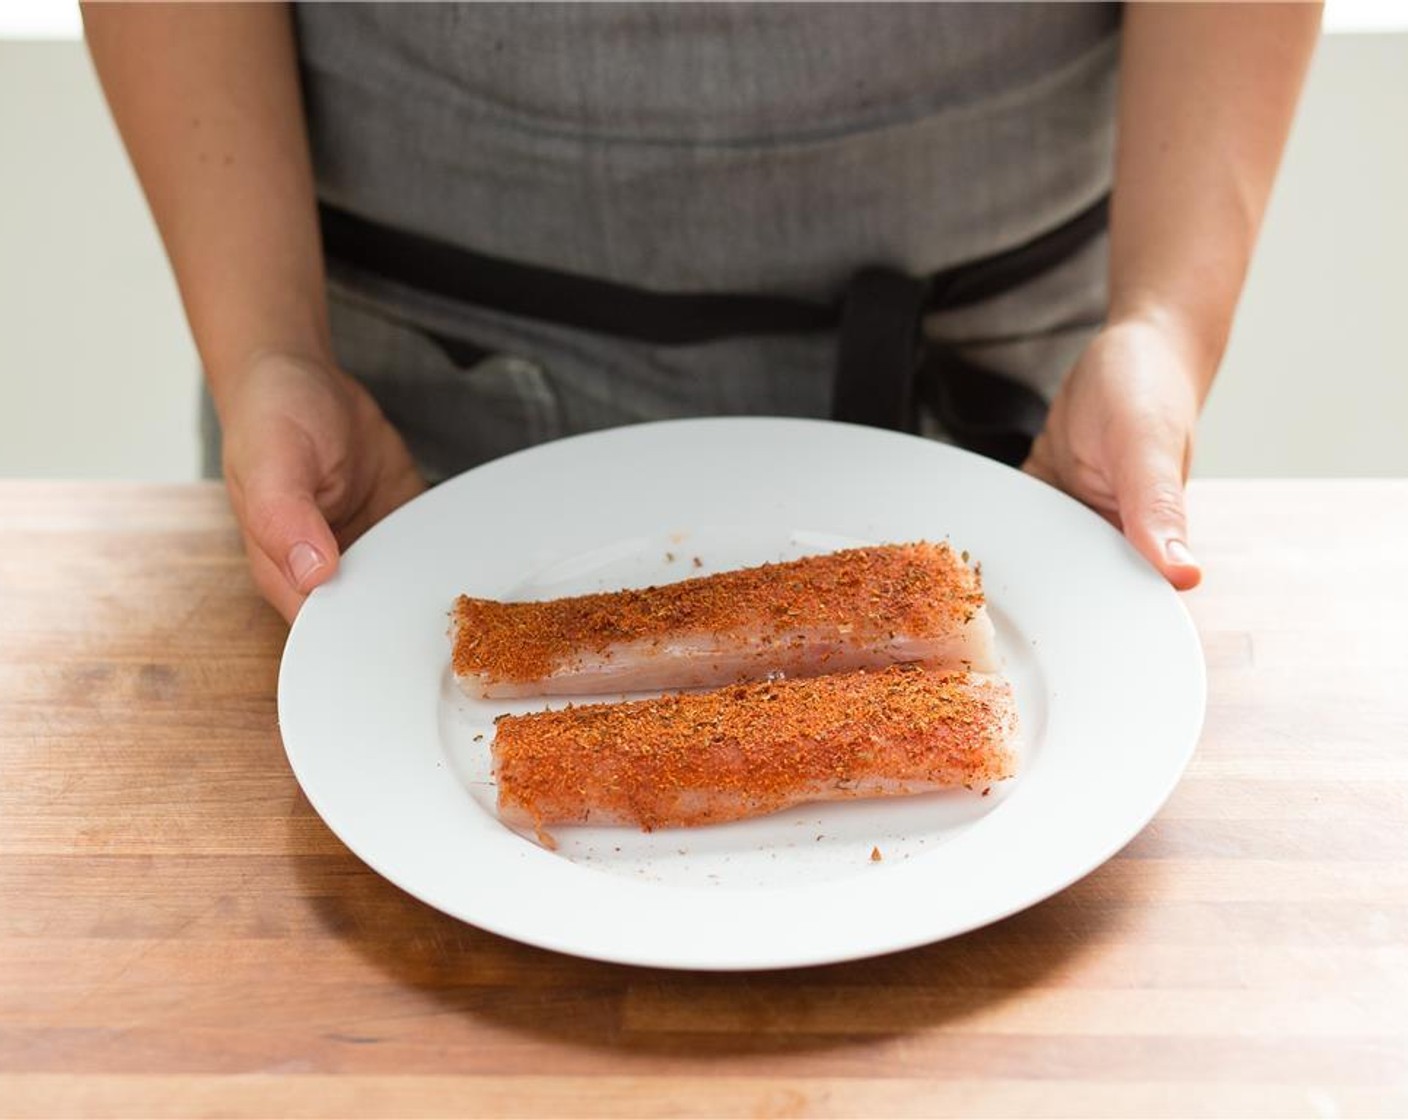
<box><xmin>492</xmin><ymin>664</ymin><xmax>1019</xmax><ymax>836</ymax></box>
<box><xmin>452</xmin><ymin>542</ymin><xmax>997</xmax><ymax>698</ymax></box>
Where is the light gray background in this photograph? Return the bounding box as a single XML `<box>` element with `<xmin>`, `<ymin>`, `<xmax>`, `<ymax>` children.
<box><xmin>2</xmin><ymin>22</ymin><xmax>1405</xmax><ymax>481</ymax></box>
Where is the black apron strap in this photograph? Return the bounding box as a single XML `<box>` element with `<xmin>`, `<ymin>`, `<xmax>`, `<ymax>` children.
<box><xmin>831</xmin><ymin>267</ymin><xmax>930</xmax><ymax>432</ymax></box>
<box><xmin>828</xmin><ymin>275</ymin><xmax>1052</xmax><ymax>465</ymax></box>
<box><xmin>928</xmin><ymin>195</ymin><xmax>1110</xmax><ymax>311</ymax></box>
<box><xmin>831</xmin><ymin>196</ymin><xmax>1109</xmax><ymax>462</ymax></box>
<box><xmin>320</xmin><ymin>194</ymin><xmax>1108</xmax><ymax>467</ymax></box>
<box><xmin>829</xmin><ymin>270</ymin><xmax>1052</xmax><ymax>464</ymax></box>
<box><xmin>915</xmin><ymin>344</ymin><xmax>1051</xmax><ymax>467</ymax></box>
<box><xmin>319</xmin><ymin>205</ymin><xmax>835</xmax><ymax>345</ymax></box>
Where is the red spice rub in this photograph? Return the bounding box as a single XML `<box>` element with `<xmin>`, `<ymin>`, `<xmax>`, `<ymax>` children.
<box><xmin>492</xmin><ymin>663</ymin><xmax>1018</xmax><ymax>833</ymax></box>
<box><xmin>453</xmin><ymin>541</ymin><xmax>984</xmax><ymax>687</ymax></box>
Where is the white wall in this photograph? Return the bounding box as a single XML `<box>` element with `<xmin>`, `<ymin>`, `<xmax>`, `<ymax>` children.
<box><xmin>0</xmin><ymin>41</ymin><xmax>200</xmax><ymax>481</ymax></box>
<box><xmin>1198</xmin><ymin>32</ymin><xmax>1408</xmax><ymax>477</ymax></box>
<box><xmin>1</xmin><ymin>27</ymin><xmax>1405</xmax><ymax>481</ymax></box>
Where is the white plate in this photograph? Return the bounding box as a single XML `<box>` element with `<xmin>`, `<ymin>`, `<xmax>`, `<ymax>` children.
<box><xmin>279</xmin><ymin>417</ymin><xmax>1205</xmax><ymax>970</ymax></box>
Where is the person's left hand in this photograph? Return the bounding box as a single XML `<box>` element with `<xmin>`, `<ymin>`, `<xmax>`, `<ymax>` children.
<box><xmin>1022</xmin><ymin>318</ymin><xmax>1205</xmax><ymax>590</ymax></box>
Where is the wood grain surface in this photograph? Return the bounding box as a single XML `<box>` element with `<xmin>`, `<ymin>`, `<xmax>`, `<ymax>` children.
<box><xmin>0</xmin><ymin>480</ymin><xmax>1405</xmax><ymax>1119</ymax></box>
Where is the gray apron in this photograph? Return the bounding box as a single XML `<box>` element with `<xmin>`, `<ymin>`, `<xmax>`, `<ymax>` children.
<box><xmin>205</xmin><ymin>2</ymin><xmax>1120</xmax><ymax>481</ymax></box>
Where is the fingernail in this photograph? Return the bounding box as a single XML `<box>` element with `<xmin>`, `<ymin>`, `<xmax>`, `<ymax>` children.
<box><xmin>1166</xmin><ymin>539</ymin><xmax>1197</xmax><ymax>568</ymax></box>
<box><xmin>287</xmin><ymin>541</ymin><xmax>326</xmax><ymax>590</ymax></box>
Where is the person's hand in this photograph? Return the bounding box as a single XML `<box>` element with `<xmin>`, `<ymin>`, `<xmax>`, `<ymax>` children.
<box><xmin>1022</xmin><ymin>318</ymin><xmax>1204</xmax><ymax>590</ymax></box>
<box><xmin>216</xmin><ymin>352</ymin><xmax>426</xmax><ymax>621</ymax></box>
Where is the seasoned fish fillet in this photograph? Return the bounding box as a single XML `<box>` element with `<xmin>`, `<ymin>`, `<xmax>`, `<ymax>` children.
<box><xmin>452</xmin><ymin>542</ymin><xmax>997</xmax><ymax>698</ymax></box>
<box><xmin>492</xmin><ymin>664</ymin><xmax>1019</xmax><ymax>835</ymax></box>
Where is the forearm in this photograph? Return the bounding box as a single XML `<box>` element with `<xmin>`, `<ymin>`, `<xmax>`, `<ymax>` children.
<box><xmin>1108</xmin><ymin>1</ymin><xmax>1321</xmax><ymax>397</ymax></box>
<box><xmin>82</xmin><ymin>2</ymin><xmax>329</xmax><ymax>406</ymax></box>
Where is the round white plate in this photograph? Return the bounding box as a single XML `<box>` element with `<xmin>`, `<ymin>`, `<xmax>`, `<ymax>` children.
<box><xmin>279</xmin><ymin>417</ymin><xmax>1205</xmax><ymax>970</ymax></box>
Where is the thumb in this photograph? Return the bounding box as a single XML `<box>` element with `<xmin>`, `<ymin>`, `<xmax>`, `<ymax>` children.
<box><xmin>230</xmin><ymin>440</ymin><xmax>342</xmax><ymax>621</ymax></box>
<box><xmin>1112</xmin><ymin>435</ymin><xmax>1202</xmax><ymax>592</ymax></box>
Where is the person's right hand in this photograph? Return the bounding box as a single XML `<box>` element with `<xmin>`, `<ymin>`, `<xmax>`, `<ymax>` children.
<box><xmin>216</xmin><ymin>352</ymin><xmax>426</xmax><ymax>622</ymax></box>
